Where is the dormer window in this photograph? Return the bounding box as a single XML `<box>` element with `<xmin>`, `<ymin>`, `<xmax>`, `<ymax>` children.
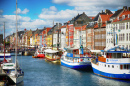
<box><xmin>122</xmin><ymin>15</ymin><xmax>125</xmax><ymax>19</ymax></box>
<box><xmin>117</xmin><ymin>17</ymin><xmax>119</xmax><ymax>20</ymax></box>
<box><xmin>128</xmin><ymin>14</ymin><xmax>130</xmax><ymax>18</ymax></box>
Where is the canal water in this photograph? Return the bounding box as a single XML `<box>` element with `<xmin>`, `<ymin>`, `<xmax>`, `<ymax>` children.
<box><xmin>11</xmin><ymin>56</ymin><xmax>130</xmax><ymax>86</ymax></box>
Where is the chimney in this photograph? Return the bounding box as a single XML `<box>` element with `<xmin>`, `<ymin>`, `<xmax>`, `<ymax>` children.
<box><xmin>128</xmin><ymin>7</ymin><xmax>130</xmax><ymax>11</ymax></box>
<box><xmin>123</xmin><ymin>6</ymin><xmax>127</xmax><ymax>10</ymax></box>
<box><xmin>105</xmin><ymin>9</ymin><xmax>108</xmax><ymax>13</ymax></box>
<box><xmin>56</xmin><ymin>23</ymin><xmax>58</xmax><ymax>26</ymax></box>
<box><xmin>101</xmin><ymin>10</ymin><xmax>103</xmax><ymax>13</ymax></box>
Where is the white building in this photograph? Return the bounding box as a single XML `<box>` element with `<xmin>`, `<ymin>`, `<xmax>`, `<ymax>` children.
<box><xmin>106</xmin><ymin>9</ymin><xmax>130</xmax><ymax>51</ymax></box>
<box><xmin>60</xmin><ymin>26</ymin><xmax>66</xmax><ymax>49</ymax></box>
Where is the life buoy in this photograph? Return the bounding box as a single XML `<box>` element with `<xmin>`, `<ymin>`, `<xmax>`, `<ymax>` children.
<box><xmin>80</xmin><ymin>59</ymin><xmax>83</xmax><ymax>62</ymax></box>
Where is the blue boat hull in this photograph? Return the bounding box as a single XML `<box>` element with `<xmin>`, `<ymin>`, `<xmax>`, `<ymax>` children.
<box><xmin>92</xmin><ymin>67</ymin><xmax>130</xmax><ymax>79</ymax></box>
<box><xmin>0</xmin><ymin>56</ymin><xmax>11</xmax><ymax>58</ymax></box>
<box><xmin>61</xmin><ymin>60</ymin><xmax>92</xmax><ymax>70</ymax></box>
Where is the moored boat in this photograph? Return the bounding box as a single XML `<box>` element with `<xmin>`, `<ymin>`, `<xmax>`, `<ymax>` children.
<box><xmin>1</xmin><ymin>62</ymin><xmax>24</xmax><ymax>84</ymax></box>
<box><xmin>32</xmin><ymin>47</ymin><xmax>45</xmax><ymax>58</ymax></box>
<box><xmin>44</xmin><ymin>49</ymin><xmax>61</xmax><ymax>64</ymax></box>
<box><xmin>91</xmin><ymin>45</ymin><xmax>130</xmax><ymax>80</ymax></box>
<box><xmin>61</xmin><ymin>47</ymin><xmax>92</xmax><ymax>70</ymax></box>
<box><xmin>0</xmin><ymin>53</ymin><xmax>12</xmax><ymax>63</ymax></box>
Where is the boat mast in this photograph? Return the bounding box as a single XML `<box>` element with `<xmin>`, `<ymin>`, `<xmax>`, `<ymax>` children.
<box><xmin>113</xmin><ymin>26</ymin><xmax>115</xmax><ymax>46</ymax></box>
<box><xmin>15</xmin><ymin>0</ymin><xmax>18</xmax><ymax>73</ymax></box>
<box><xmin>3</xmin><ymin>22</ymin><xmax>6</xmax><ymax>62</ymax></box>
<box><xmin>52</xmin><ymin>20</ymin><xmax>54</xmax><ymax>50</ymax></box>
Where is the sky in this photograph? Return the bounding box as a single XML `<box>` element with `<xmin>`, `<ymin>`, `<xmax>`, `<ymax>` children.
<box><xmin>0</xmin><ymin>0</ymin><xmax>130</xmax><ymax>37</ymax></box>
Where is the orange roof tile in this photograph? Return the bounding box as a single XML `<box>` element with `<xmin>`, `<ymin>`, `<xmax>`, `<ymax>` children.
<box><xmin>60</xmin><ymin>25</ymin><xmax>66</xmax><ymax>29</ymax></box>
<box><xmin>35</xmin><ymin>34</ymin><xmax>38</xmax><ymax>36</ymax></box>
<box><xmin>75</xmin><ymin>25</ymin><xmax>87</xmax><ymax>31</ymax></box>
<box><xmin>113</xmin><ymin>10</ymin><xmax>130</xmax><ymax>22</ymax></box>
<box><xmin>89</xmin><ymin>17</ymin><xmax>95</xmax><ymax>20</ymax></box>
<box><xmin>101</xmin><ymin>23</ymin><xmax>106</xmax><ymax>27</ymax></box>
<box><xmin>119</xmin><ymin>10</ymin><xmax>130</xmax><ymax>17</ymax></box>
<box><xmin>100</xmin><ymin>14</ymin><xmax>113</xmax><ymax>22</ymax></box>
<box><xmin>46</xmin><ymin>27</ymin><xmax>52</xmax><ymax>33</ymax></box>
<box><xmin>94</xmin><ymin>23</ymin><xmax>98</xmax><ymax>29</ymax></box>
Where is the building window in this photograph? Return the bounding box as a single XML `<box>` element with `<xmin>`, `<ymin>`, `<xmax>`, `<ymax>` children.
<box><xmin>129</xmin><ymin>22</ymin><xmax>130</xmax><ymax>29</ymax></box>
<box><xmin>129</xmin><ymin>33</ymin><xmax>130</xmax><ymax>41</ymax></box>
<box><xmin>123</xmin><ymin>33</ymin><xmax>125</xmax><ymax>41</ymax></box>
<box><xmin>127</xmin><ymin>33</ymin><xmax>128</xmax><ymax>41</ymax></box>
<box><xmin>121</xmin><ymin>34</ymin><xmax>122</xmax><ymax>41</ymax></box>
<box><xmin>119</xmin><ymin>34</ymin><xmax>120</xmax><ymax>41</ymax></box>
<box><xmin>115</xmin><ymin>24</ymin><xmax>117</xmax><ymax>30</ymax></box>
<box><xmin>111</xmin><ymin>38</ymin><xmax>113</xmax><ymax>43</ymax></box>
<box><xmin>126</xmin><ymin>23</ymin><xmax>128</xmax><ymax>29</ymax></box>
<box><xmin>126</xmin><ymin>45</ymin><xmax>128</xmax><ymax>49</ymax></box>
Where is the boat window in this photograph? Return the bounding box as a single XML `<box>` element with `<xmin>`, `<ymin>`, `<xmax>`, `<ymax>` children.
<box><xmin>120</xmin><ymin>65</ymin><xmax>123</xmax><ymax>69</ymax></box>
<box><xmin>120</xmin><ymin>64</ymin><xmax>130</xmax><ymax>70</ymax></box>
<box><xmin>4</xmin><ymin>65</ymin><xmax>13</xmax><ymax>66</ymax></box>
<box><xmin>105</xmin><ymin>64</ymin><xmax>106</xmax><ymax>67</ymax></box>
<box><xmin>124</xmin><ymin>64</ymin><xmax>127</xmax><ymax>69</ymax></box>
<box><xmin>108</xmin><ymin>65</ymin><xmax>110</xmax><ymax>67</ymax></box>
<box><xmin>112</xmin><ymin>65</ymin><xmax>114</xmax><ymax>68</ymax></box>
<box><xmin>116</xmin><ymin>53</ymin><xmax>122</xmax><ymax>58</ymax></box>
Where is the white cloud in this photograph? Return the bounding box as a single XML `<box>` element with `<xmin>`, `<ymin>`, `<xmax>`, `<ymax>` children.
<box><xmin>39</xmin><ymin>6</ymin><xmax>79</xmax><ymax>23</ymax></box>
<box><xmin>52</xmin><ymin>0</ymin><xmax>70</xmax><ymax>4</ymax></box>
<box><xmin>0</xmin><ymin>14</ymin><xmax>52</xmax><ymax>37</ymax></box>
<box><xmin>49</xmin><ymin>6</ymin><xmax>58</xmax><ymax>11</ymax></box>
<box><xmin>14</xmin><ymin>8</ymin><xmax>29</xmax><ymax>14</ymax></box>
<box><xmin>52</xmin><ymin>0</ymin><xmax>130</xmax><ymax>7</ymax></box>
<box><xmin>52</xmin><ymin>0</ymin><xmax>130</xmax><ymax>16</ymax></box>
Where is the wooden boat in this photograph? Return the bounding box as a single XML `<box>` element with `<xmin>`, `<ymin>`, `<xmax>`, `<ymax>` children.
<box><xmin>44</xmin><ymin>49</ymin><xmax>61</xmax><ymax>64</ymax></box>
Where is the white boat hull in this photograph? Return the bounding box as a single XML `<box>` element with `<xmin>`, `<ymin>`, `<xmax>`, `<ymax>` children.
<box><xmin>9</xmin><ymin>75</ymin><xmax>24</xmax><ymax>84</ymax></box>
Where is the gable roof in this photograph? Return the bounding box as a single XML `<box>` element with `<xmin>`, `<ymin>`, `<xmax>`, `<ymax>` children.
<box><xmin>110</xmin><ymin>9</ymin><xmax>123</xmax><ymax>19</ymax></box>
<box><xmin>88</xmin><ymin>16</ymin><xmax>95</xmax><ymax>20</ymax></box>
<box><xmin>100</xmin><ymin>14</ymin><xmax>113</xmax><ymax>22</ymax></box>
<box><xmin>93</xmin><ymin>12</ymin><xmax>106</xmax><ymax>21</ymax></box>
<box><xmin>47</xmin><ymin>25</ymin><xmax>56</xmax><ymax>35</ymax></box>
<box><xmin>113</xmin><ymin>10</ymin><xmax>130</xmax><ymax>22</ymax></box>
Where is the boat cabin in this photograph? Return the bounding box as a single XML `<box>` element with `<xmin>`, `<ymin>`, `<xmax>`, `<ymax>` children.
<box><xmin>44</xmin><ymin>49</ymin><xmax>60</xmax><ymax>59</ymax></box>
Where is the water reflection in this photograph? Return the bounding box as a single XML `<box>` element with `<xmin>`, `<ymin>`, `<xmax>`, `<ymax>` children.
<box><xmin>90</xmin><ymin>74</ymin><xmax>130</xmax><ymax>86</ymax></box>
<box><xmin>8</xmin><ymin>56</ymin><xmax>130</xmax><ymax>86</ymax></box>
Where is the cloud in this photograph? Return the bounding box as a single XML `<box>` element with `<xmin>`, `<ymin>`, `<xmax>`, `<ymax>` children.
<box><xmin>52</xmin><ymin>0</ymin><xmax>130</xmax><ymax>16</ymax></box>
<box><xmin>52</xmin><ymin>0</ymin><xmax>130</xmax><ymax>8</ymax></box>
<box><xmin>0</xmin><ymin>14</ymin><xmax>52</xmax><ymax>37</ymax></box>
<box><xmin>49</xmin><ymin>6</ymin><xmax>58</xmax><ymax>11</ymax></box>
<box><xmin>39</xmin><ymin>6</ymin><xmax>79</xmax><ymax>23</ymax></box>
<box><xmin>52</xmin><ymin>0</ymin><xmax>70</xmax><ymax>4</ymax></box>
<box><xmin>14</xmin><ymin>8</ymin><xmax>29</xmax><ymax>14</ymax></box>
<box><xmin>0</xmin><ymin>10</ymin><xmax>3</xmax><ymax>15</ymax></box>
